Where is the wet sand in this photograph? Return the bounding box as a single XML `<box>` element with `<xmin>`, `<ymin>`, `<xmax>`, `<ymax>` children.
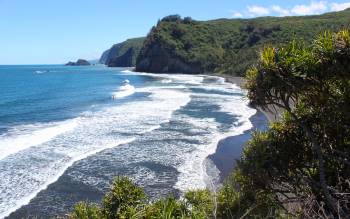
<box><xmin>208</xmin><ymin>110</ymin><xmax>269</xmax><ymax>182</ymax></box>
<box><xmin>208</xmin><ymin>74</ymin><xmax>279</xmax><ymax>182</ymax></box>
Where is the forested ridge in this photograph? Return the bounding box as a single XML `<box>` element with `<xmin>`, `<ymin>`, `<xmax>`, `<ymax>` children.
<box><xmin>136</xmin><ymin>9</ymin><xmax>350</xmax><ymax>75</ymax></box>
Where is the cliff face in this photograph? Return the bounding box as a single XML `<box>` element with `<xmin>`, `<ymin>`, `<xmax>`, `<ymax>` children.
<box><xmin>108</xmin><ymin>48</ymin><xmax>135</xmax><ymax>67</ymax></box>
<box><xmin>136</xmin><ymin>10</ymin><xmax>350</xmax><ymax>75</ymax></box>
<box><xmin>136</xmin><ymin>41</ymin><xmax>201</xmax><ymax>73</ymax></box>
<box><xmin>99</xmin><ymin>37</ymin><xmax>145</xmax><ymax>67</ymax></box>
<box><xmin>99</xmin><ymin>49</ymin><xmax>111</xmax><ymax>64</ymax></box>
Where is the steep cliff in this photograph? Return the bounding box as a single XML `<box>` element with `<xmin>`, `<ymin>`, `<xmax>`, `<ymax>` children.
<box><xmin>99</xmin><ymin>49</ymin><xmax>111</xmax><ymax>64</ymax></box>
<box><xmin>136</xmin><ymin>41</ymin><xmax>201</xmax><ymax>73</ymax></box>
<box><xmin>108</xmin><ymin>48</ymin><xmax>135</xmax><ymax>67</ymax></box>
<box><xmin>99</xmin><ymin>37</ymin><xmax>145</xmax><ymax>67</ymax></box>
<box><xmin>136</xmin><ymin>10</ymin><xmax>350</xmax><ymax>75</ymax></box>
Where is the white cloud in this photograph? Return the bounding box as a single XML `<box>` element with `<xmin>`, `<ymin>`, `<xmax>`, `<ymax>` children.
<box><xmin>230</xmin><ymin>10</ymin><xmax>243</xmax><ymax>18</ymax></box>
<box><xmin>330</xmin><ymin>2</ymin><xmax>350</xmax><ymax>11</ymax></box>
<box><xmin>247</xmin><ymin>5</ymin><xmax>270</xmax><ymax>16</ymax></box>
<box><xmin>229</xmin><ymin>1</ymin><xmax>349</xmax><ymax>19</ymax></box>
<box><xmin>291</xmin><ymin>1</ymin><xmax>327</xmax><ymax>15</ymax></box>
<box><xmin>271</xmin><ymin>5</ymin><xmax>291</xmax><ymax>16</ymax></box>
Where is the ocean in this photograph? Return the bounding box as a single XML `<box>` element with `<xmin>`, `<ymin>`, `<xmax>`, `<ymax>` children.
<box><xmin>0</xmin><ymin>65</ymin><xmax>259</xmax><ymax>218</ymax></box>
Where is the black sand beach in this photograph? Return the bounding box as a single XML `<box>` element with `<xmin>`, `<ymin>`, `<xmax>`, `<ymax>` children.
<box><xmin>209</xmin><ymin>110</ymin><xmax>269</xmax><ymax>182</ymax></box>
<box><xmin>208</xmin><ymin>75</ymin><xmax>271</xmax><ymax>182</ymax></box>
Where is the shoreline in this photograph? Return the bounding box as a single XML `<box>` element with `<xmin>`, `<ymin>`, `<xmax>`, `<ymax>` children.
<box><xmin>207</xmin><ymin>74</ymin><xmax>279</xmax><ymax>183</ymax></box>
<box><xmin>208</xmin><ymin>110</ymin><xmax>268</xmax><ymax>182</ymax></box>
<box><xmin>119</xmin><ymin>68</ymin><xmax>277</xmax><ymax>184</ymax></box>
<box><xmin>212</xmin><ymin>74</ymin><xmax>282</xmax><ymax>123</ymax></box>
<box><xmin>125</xmin><ymin>69</ymin><xmax>279</xmax><ymax>184</ymax></box>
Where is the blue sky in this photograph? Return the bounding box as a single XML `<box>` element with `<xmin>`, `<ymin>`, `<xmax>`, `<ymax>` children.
<box><xmin>0</xmin><ymin>0</ymin><xmax>350</xmax><ymax>64</ymax></box>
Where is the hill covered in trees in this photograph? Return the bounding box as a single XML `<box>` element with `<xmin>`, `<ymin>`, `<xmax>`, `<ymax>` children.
<box><xmin>99</xmin><ymin>37</ymin><xmax>145</xmax><ymax>67</ymax></box>
<box><xmin>136</xmin><ymin>9</ymin><xmax>350</xmax><ymax>75</ymax></box>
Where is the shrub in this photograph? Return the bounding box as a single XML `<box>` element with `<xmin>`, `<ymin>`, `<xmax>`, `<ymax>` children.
<box><xmin>102</xmin><ymin>177</ymin><xmax>146</xmax><ymax>219</ymax></box>
<box><xmin>185</xmin><ymin>190</ymin><xmax>214</xmax><ymax>217</ymax></box>
<box><xmin>243</xmin><ymin>29</ymin><xmax>350</xmax><ymax>218</ymax></box>
<box><xmin>69</xmin><ymin>202</ymin><xmax>104</xmax><ymax>219</ymax></box>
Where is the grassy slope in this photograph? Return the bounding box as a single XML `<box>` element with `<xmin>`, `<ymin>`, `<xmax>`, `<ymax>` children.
<box><xmin>137</xmin><ymin>9</ymin><xmax>350</xmax><ymax>75</ymax></box>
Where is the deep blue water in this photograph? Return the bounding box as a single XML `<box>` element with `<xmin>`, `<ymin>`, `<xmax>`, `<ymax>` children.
<box><xmin>0</xmin><ymin>65</ymin><xmax>149</xmax><ymax>127</ymax></box>
<box><xmin>0</xmin><ymin>65</ymin><xmax>259</xmax><ymax>218</ymax></box>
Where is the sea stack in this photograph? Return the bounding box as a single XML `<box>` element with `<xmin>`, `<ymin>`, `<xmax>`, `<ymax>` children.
<box><xmin>65</xmin><ymin>59</ymin><xmax>91</xmax><ymax>66</ymax></box>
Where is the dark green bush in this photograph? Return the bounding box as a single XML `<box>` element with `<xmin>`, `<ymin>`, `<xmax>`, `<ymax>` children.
<box><xmin>69</xmin><ymin>202</ymin><xmax>104</xmax><ymax>219</ymax></box>
<box><xmin>243</xmin><ymin>29</ymin><xmax>350</xmax><ymax>218</ymax></box>
<box><xmin>102</xmin><ymin>177</ymin><xmax>146</xmax><ymax>219</ymax></box>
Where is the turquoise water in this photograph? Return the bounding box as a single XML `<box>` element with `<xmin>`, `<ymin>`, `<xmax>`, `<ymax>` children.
<box><xmin>0</xmin><ymin>65</ymin><xmax>258</xmax><ymax>218</ymax></box>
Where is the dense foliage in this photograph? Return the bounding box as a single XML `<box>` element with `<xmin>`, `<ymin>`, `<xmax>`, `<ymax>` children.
<box><xmin>70</xmin><ymin>29</ymin><xmax>350</xmax><ymax>218</ymax></box>
<box><xmin>99</xmin><ymin>37</ymin><xmax>145</xmax><ymax>67</ymax></box>
<box><xmin>68</xmin><ymin>177</ymin><xmax>214</xmax><ymax>219</ymax></box>
<box><xmin>243</xmin><ymin>29</ymin><xmax>350</xmax><ymax>217</ymax></box>
<box><xmin>137</xmin><ymin>9</ymin><xmax>350</xmax><ymax>75</ymax></box>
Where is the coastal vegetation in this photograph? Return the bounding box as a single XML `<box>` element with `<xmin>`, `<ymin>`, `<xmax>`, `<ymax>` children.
<box><xmin>99</xmin><ymin>37</ymin><xmax>145</xmax><ymax>67</ymax></box>
<box><xmin>136</xmin><ymin>9</ymin><xmax>350</xmax><ymax>75</ymax></box>
<box><xmin>69</xmin><ymin>29</ymin><xmax>350</xmax><ymax>218</ymax></box>
<box><xmin>238</xmin><ymin>28</ymin><xmax>350</xmax><ymax>217</ymax></box>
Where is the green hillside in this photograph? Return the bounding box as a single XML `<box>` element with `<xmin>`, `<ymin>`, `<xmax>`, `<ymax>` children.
<box><xmin>99</xmin><ymin>37</ymin><xmax>145</xmax><ymax>67</ymax></box>
<box><xmin>136</xmin><ymin>9</ymin><xmax>350</xmax><ymax>75</ymax></box>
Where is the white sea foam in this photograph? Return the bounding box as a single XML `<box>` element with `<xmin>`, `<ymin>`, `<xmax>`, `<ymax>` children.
<box><xmin>141</xmin><ymin>76</ymin><xmax>256</xmax><ymax>193</ymax></box>
<box><xmin>0</xmin><ymin>138</ymin><xmax>135</xmax><ymax>219</ymax></box>
<box><xmin>111</xmin><ymin>84</ymin><xmax>135</xmax><ymax>99</ymax></box>
<box><xmin>174</xmin><ymin>79</ymin><xmax>257</xmax><ymax>192</ymax></box>
<box><xmin>174</xmin><ymin>116</ymin><xmax>220</xmax><ymax>190</ymax></box>
<box><xmin>0</xmin><ymin>70</ymin><xmax>259</xmax><ymax>217</ymax></box>
<box><xmin>162</xmin><ymin>74</ymin><xmax>203</xmax><ymax>85</ymax></box>
<box><xmin>161</xmin><ymin>79</ymin><xmax>172</xmax><ymax>84</ymax></box>
<box><xmin>121</xmin><ymin>71</ymin><xmax>204</xmax><ymax>85</ymax></box>
<box><xmin>0</xmin><ymin>119</ymin><xmax>78</xmax><ymax>161</ymax></box>
<box><xmin>214</xmin><ymin>76</ymin><xmax>225</xmax><ymax>84</ymax></box>
<box><xmin>121</xmin><ymin>69</ymin><xmax>133</xmax><ymax>73</ymax></box>
<box><xmin>0</xmin><ymin>85</ymin><xmax>191</xmax><ymax>218</ymax></box>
